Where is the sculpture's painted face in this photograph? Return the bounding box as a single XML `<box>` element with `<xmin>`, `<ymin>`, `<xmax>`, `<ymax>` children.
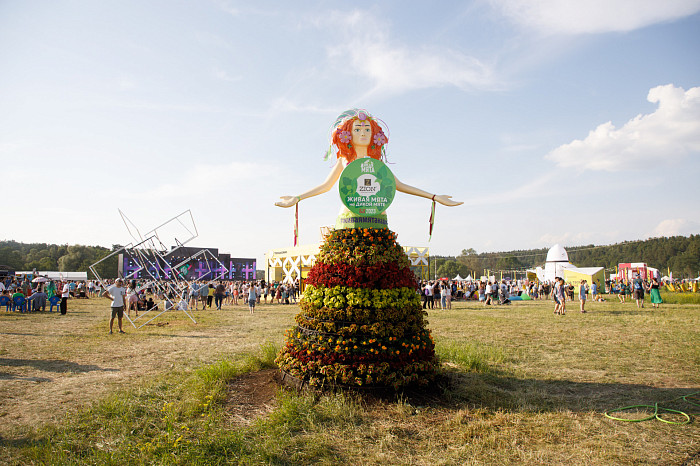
<box><xmin>351</xmin><ymin>119</ymin><xmax>372</xmax><ymax>148</ymax></box>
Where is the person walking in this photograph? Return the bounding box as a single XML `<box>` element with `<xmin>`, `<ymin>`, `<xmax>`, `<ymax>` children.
<box><xmin>579</xmin><ymin>280</ymin><xmax>587</xmax><ymax>313</ymax></box>
<box><xmin>553</xmin><ymin>277</ymin><xmax>566</xmax><ymax>315</ymax></box>
<box><xmin>484</xmin><ymin>281</ymin><xmax>492</xmax><ymax>306</ymax></box>
<box><xmin>617</xmin><ymin>280</ymin><xmax>627</xmax><ymax>303</ymax></box>
<box><xmin>648</xmin><ymin>277</ymin><xmax>663</xmax><ymax>309</ymax></box>
<box><xmin>591</xmin><ymin>280</ymin><xmax>598</xmax><ymax>300</ymax></box>
<box><xmin>632</xmin><ymin>273</ymin><xmax>645</xmax><ymax>309</ymax></box>
<box><xmin>206</xmin><ymin>283</ymin><xmax>215</xmax><ymax>309</ymax></box>
<box><xmin>247</xmin><ymin>282</ymin><xmax>258</xmax><ymax>314</ymax></box>
<box><xmin>126</xmin><ymin>282</ymin><xmax>139</xmax><ymax>317</ymax></box>
<box><xmin>275</xmin><ymin>284</ymin><xmax>282</xmax><ymax>304</ymax></box>
<box><xmin>189</xmin><ymin>282</ymin><xmax>199</xmax><ymax>310</ymax></box>
<box><xmin>199</xmin><ymin>282</ymin><xmax>208</xmax><ymax>309</ymax></box>
<box><xmin>233</xmin><ymin>283</ymin><xmax>240</xmax><ymax>305</ymax></box>
<box><xmin>215</xmin><ymin>282</ymin><xmax>225</xmax><ymax>310</ymax></box>
<box><xmin>103</xmin><ymin>278</ymin><xmax>127</xmax><ymax>334</ymax></box>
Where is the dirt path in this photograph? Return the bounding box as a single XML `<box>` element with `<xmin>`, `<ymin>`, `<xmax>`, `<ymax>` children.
<box><xmin>0</xmin><ymin>297</ymin><xmax>295</xmax><ymax>438</ymax></box>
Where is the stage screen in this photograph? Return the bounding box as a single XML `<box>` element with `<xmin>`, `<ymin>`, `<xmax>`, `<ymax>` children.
<box><xmin>118</xmin><ymin>246</ymin><xmax>256</xmax><ymax>281</ymax></box>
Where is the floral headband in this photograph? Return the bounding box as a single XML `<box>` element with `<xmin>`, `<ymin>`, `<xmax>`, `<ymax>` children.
<box><xmin>323</xmin><ymin>108</ymin><xmax>390</xmax><ymax>162</ymax></box>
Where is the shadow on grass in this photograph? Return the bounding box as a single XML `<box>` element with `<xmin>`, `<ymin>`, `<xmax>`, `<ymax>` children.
<box><xmin>396</xmin><ymin>369</ymin><xmax>700</xmax><ymax>417</ymax></box>
<box><xmin>0</xmin><ymin>372</ymin><xmax>52</xmax><ymax>382</ymax></box>
<box><xmin>134</xmin><ymin>332</ymin><xmax>212</xmax><ymax>339</ymax></box>
<box><xmin>597</xmin><ymin>309</ymin><xmax>648</xmax><ymax>316</ymax></box>
<box><xmin>0</xmin><ymin>358</ymin><xmax>118</xmax><ymax>374</ymax></box>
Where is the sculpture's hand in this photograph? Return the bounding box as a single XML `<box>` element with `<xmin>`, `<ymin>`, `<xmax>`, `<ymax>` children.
<box><xmin>434</xmin><ymin>195</ymin><xmax>463</xmax><ymax>207</ymax></box>
<box><xmin>275</xmin><ymin>196</ymin><xmax>299</xmax><ymax>208</ymax></box>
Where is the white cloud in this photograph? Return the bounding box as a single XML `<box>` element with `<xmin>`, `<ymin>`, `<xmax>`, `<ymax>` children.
<box><xmin>545</xmin><ymin>84</ymin><xmax>700</xmax><ymax>171</ymax></box>
<box><xmin>322</xmin><ymin>11</ymin><xmax>500</xmax><ymax>97</ymax></box>
<box><xmin>490</xmin><ymin>0</ymin><xmax>700</xmax><ymax>35</ymax></box>
<box><xmin>537</xmin><ymin>231</ymin><xmax>607</xmax><ymax>249</ymax></box>
<box><xmin>651</xmin><ymin>218</ymin><xmax>700</xmax><ymax>237</ymax></box>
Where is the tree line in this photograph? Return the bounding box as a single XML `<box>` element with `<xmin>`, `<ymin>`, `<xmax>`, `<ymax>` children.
<box><xmin>2</xmin><ymin>234</ymin><xmax>699</xmax><ymax>282</ymax></box>
<box><xmin>432</xmin><ymin>235</ymin><xmax>700</xmax><ymax>280</ymax></box>
<box><xmin>0</xmin><ymin>241</ymin><xmax>120</xmax><ymax>279</ymax></box>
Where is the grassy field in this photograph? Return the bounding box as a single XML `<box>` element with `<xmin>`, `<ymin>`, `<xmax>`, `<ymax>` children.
<box><xmin>0</xmin><ymin>295</ymin><xmax>698</xmax><ymax>465</ymax></box>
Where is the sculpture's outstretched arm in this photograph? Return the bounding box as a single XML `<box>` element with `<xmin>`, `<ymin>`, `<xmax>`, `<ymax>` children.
<box><xmin>395</xmin><ymin>176</ymin><xmax>463</xmax><ymax>206</ymax></box>
<box><xmin>275</xmin><ymin>159</ymin><xmax>345</xmax><ymax>208</ymax></box>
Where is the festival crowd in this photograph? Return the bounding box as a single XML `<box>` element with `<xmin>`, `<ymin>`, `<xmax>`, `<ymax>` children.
<box><xmin>0</xmin><ymin>271</ymin><xmax>677</xmax><ymax>320</ymax></box>
<box><xmin>0</xmin><ymin>275</ymin><xmax>300</xmax><ymax>317</ymax></box>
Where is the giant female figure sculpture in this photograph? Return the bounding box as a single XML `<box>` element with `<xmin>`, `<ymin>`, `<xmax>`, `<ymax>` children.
<box><xmin>276</xmin><ymin>109</ymin><xmax>462</xmax><ymax>219</ymax></box>
<box><xmin>274</xmin><ymin>109</ymin><xmax>462</xmax><ymax>390</ymax></box>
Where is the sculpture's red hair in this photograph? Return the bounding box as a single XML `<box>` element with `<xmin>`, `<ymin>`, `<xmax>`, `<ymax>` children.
<box><xmin>332</xmin><ymin>118</ymin><xmax>387</xmax><ymax>163</ymax></box>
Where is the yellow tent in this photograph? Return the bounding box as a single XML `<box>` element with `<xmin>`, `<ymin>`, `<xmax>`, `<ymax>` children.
<box><xmin>563</xmin><ymin>267</ymin><xmax>605</xmax><ymax>294</ymax></box>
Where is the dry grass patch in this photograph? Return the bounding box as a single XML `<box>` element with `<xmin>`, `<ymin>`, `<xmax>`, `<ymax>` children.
<box><xmin>0</xmin><ymin>295</ymin><xmax>698</xmax><ymax>464</ymax></box>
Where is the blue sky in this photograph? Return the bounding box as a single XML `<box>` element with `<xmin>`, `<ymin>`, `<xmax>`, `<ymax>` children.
<box><xmin>2</xmin><ymin>0</ymin><xmax>699</xmax><ymax>268</ymax></box>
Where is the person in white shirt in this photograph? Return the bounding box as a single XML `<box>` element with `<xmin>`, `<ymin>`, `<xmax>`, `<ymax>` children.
<box><xmin>103</xmin><ymin>278</ymin><xmax>127</xmax><ymax>334</ymax></box>
<box><xmin>425</xmin><ymin>282</ymin><xmax>434</xmax><ymax>309</ymax></box>
<box><xmin>60</xmin><ymin>281</ymin><xmax>71</xmax><ymax>315</ymax></box>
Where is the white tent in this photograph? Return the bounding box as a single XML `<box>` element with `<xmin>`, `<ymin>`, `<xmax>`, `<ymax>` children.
<box><xmin>532</xmin><ymin>244</ymin><xmax>575</xmax><ymax>282</ymax></box>
<box><xmin>18</xmin><ymin>271</ymin><xmax>88</xmax><ymax>281</ymax></box>
<box><xmin>533</xmin><ymin>245</ymin><xmax>606</xmax><ymax>283</ymax></box>
<box><xmin>465</xmin><ymin>274</ymin><xmax>473</xmax><ymax>281</ymax></box>
<box><xmin>453</xmin><ymin>274</ymin><xmax>464</xmax><ymax>281</ymax></box>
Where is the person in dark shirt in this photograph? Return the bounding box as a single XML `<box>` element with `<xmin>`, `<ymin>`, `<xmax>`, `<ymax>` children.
<box><xmin>215</xmin><ymin>282</ymin><xmax>226</xmax><ymax>310</ymax></box>
<box><xmin>632</xmin><ymin>274</ymin><xmax>645</xmax><ymax>309</ymax></box>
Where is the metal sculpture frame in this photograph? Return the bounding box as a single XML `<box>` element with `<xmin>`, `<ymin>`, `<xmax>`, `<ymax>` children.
<box><xmin>89</xmin><ymin>209</ymin><xmax>224</xmax><ymax>330</ymax></box>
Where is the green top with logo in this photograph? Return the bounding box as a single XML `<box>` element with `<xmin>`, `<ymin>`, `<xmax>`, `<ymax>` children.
<box><xmin>339</xmin><ymin>157</ymin><xmax>396</xmax><ymax>217</ymax></box>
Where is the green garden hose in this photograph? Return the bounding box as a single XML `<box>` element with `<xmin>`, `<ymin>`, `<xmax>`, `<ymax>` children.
<box><xmin>682</xmin><ymin>393</ymin><xmax>700</xmax><ymax>407</ymax></box>
<box><xmin>604</xmin><ymin>391</ymin><xmax>699</xmax><ymax>426</ymax></box>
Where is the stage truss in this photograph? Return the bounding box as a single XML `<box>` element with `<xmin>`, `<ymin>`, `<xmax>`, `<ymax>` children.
<box><xmin>89</xmin><ymin>209</ymin><xmax>228</xmax><ymax>329</ymax></box>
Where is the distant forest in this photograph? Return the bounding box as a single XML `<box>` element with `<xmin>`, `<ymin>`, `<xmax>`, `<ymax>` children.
<box><xmin>0</xmin><ymin>241</ymin><xmax>119</xmax><ymax>279</ymax></box>
<box><xmin>1</xmin><ymin>234</ymin><xmax>699</xmax><ymax>281</ymax></box>
<box><xmin>432</xmin><ymin>235</ymin><xmax>700</xmax><ymax>280</ymax></box>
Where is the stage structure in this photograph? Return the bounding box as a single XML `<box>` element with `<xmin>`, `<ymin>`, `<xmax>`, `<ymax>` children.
<box><xmin>89</xmin><ymin>209</ymin><xmax>251</xmax><ymax>330</ymax></box>
<box><xmin>266</xmin><ymin>242</ymin><xmax>429</xmax><ymax>284</ymax></box>
<box><xmin>90</xmin><ymin>210</ymin><xmax>206</xmax><ymax>328</ymax></box>
<box><xmin>119</xmin><ymin>246</ymin><xmax>255</xmax><ymax>282</ymax></box>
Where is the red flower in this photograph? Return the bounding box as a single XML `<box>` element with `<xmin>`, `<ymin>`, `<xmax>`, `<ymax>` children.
<box><xmin>306</xmin><ymin>262</ymin><xmax>418</xmax><ymax>289</ymax></box>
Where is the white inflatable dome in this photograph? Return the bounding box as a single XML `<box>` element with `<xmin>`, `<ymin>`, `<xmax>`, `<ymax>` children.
<box><xmin>546</xmin><ymin>244</ymin><xmax>569</xmax><ymax>263</ymax></box>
